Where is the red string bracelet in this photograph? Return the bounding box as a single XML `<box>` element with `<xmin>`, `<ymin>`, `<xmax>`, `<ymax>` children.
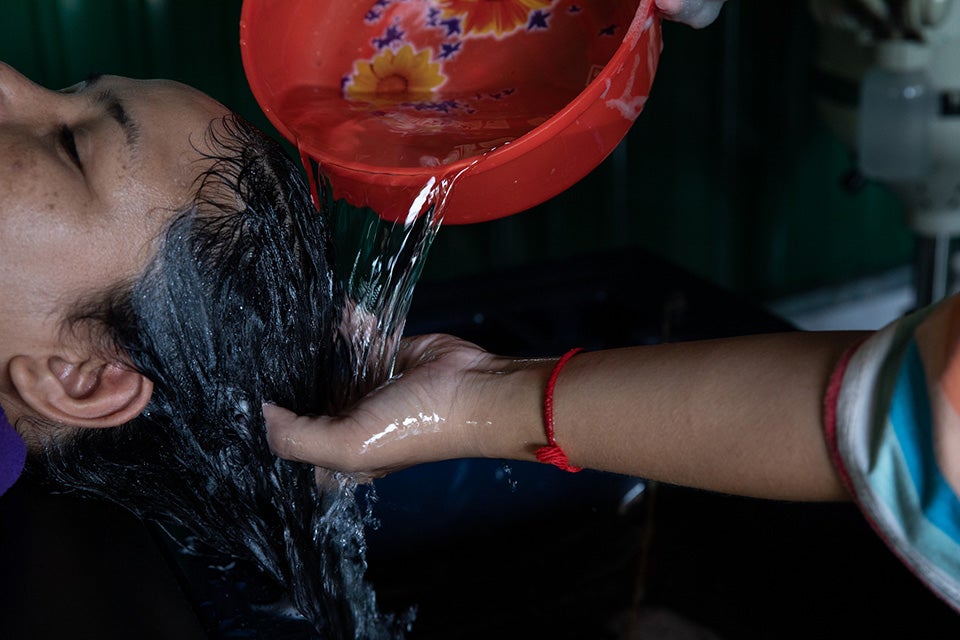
<box><xmin>536</xmin><ymin>347</ymin><xmax>584</xmax><ymax>472</ymax></box>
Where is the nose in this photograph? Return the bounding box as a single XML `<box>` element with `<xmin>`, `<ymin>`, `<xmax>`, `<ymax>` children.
<box><xmin>0</xmin><ymin>62</ymin><xmax>62</xmax><ymax>122</ymax></box>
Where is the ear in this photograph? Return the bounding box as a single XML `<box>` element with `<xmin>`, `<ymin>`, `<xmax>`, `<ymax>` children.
<box><xmin>7</xmin><ymin>355</ymin><xmax>153</xmax><ymax>428</ymax></box>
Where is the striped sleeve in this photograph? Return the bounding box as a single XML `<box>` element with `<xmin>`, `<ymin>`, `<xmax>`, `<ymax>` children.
<box><xmin>825</xmin><ymin>295</ymin><xmax>960</xmax><ymax>611</ymax></box>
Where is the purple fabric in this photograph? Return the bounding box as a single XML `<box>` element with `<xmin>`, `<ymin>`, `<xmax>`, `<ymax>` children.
<box><xmin>0</xmin><ymin>407</ymin><xmax>26</xmax><ymax>496</ymax></box>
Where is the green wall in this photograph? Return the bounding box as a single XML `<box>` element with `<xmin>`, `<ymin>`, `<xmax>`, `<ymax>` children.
<box><xmin>0</xmin><ymin>0</ymin><xmax>913</xmax><ymax>299</ymax></box>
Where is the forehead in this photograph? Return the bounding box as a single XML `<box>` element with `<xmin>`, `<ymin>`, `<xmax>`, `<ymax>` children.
<box><xmin>89</xmin><ymin>78</ymin><xmax>232</xmax><ymax>239</ymax></box>
<box><xmin>114</xmin><ymin>77</ymin><xmax>231</xmax><ymax>187</ymax></box>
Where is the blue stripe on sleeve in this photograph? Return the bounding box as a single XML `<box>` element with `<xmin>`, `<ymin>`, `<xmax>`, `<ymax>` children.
<box><xmin>888</xmin><ymin>341</ymin><xmax>960</xmax><ymax>544</ymax></box>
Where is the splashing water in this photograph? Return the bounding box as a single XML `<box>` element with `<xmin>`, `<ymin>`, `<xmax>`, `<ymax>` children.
<box><xmin>271</xmin><ymin>144</ymin><xmax>467</xmax><ymax>638</ymax></box>
<box><xmin>261</xmin><ymin>74</ymin><xmax>536</xmax><ymax>637</ymax></box>
<box><xmin>289</xmin><ymin>89</ymin><xmax>538</xmax><ymax>408</ymax></box>
<box><xmin>315</xmin><ymin>159</ymin><xmax>454</xmax><ymax>410</ymax></box>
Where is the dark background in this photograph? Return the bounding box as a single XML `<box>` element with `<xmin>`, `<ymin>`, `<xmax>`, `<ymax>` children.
<box><xmin>1</xmin><ymin>1</ymin><xmax>952</xmax><ymax>638</ymax></box>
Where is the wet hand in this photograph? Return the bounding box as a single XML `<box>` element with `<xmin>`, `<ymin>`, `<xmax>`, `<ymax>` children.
<box><xmin>656</xmin><ymin>0</ymin><xmax>727</xmax><ymax>28</ymax></box>
<box><xmin>264</xmin><ymin>334</ymin><xmax>540</xmax><ymax>478</ymax></box>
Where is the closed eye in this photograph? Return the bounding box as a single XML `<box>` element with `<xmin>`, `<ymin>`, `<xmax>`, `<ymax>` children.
<box><xmin>58</xmin><ymin>125</ymin><xmax>83</xmax><ymax>172</ymax></box>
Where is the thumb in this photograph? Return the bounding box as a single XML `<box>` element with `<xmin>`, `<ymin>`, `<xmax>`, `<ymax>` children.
<box><xmin>263</xmin><ymin>403</ymin><xmax>339</xmax><ymax>467</ymax></box>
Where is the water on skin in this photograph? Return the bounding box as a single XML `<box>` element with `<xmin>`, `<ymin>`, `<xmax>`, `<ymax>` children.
<box><xmin>360</xmin><ymin>412</ymin><xmax>445</xmax><ymax>454</ymax></box>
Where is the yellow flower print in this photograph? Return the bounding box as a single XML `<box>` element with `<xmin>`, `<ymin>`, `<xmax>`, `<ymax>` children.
<box><xmin>346</xmin><ymin>45</ymin><xmax>445</xmax><ymax>103</ymax></box>
<box><xmin>440</xmin><ymin>0</ymin><xmax>552</xmax><ymax>37</ymax></box>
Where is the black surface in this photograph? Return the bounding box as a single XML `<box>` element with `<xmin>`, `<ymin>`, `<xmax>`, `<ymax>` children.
<box><xmin>0</xmin><ymin>480</ymin><xmax>207</xmax><ymax>640</ymax></box>
<box><xmin>644</xmin><ymin>486</ymin><xmax>960</xmax><ymax>639</ymax></box>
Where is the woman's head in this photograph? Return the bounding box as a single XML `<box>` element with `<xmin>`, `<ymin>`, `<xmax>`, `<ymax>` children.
<box><xmin>0</xmin><ymin>61</ymin><xmax>233</xmax><ymax>436</ymax></box>
<box><xmin>1</xmin><ymin>64</ymin><xmax>397</xmax><ymax>636</ymax></box>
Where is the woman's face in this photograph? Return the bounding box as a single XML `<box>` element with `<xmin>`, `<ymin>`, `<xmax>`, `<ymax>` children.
<box><xmin>0</xmin><ymin>62</ymin><xmax>230</xmax><ymax>419</ymax></box>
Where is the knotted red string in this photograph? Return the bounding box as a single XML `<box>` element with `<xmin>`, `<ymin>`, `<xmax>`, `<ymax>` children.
<box><xmin>536</xmin><ymin>348</ymin><xmax>584</xmax><ymax>473</ymax></box>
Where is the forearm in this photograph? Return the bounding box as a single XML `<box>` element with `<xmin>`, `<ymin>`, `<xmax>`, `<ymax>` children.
<box><xmin>482</xmin><ymin>331</ymin><xmax>866</xmax><ymax>501</ymax></box>
<box><xmin>266</xmin><ymin>330</ymin><xmax>865</xmax><ymax>500</ymax></box>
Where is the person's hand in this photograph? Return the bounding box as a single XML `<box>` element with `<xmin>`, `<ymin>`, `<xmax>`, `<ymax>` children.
<box><xmin>264</xmin><ymin>334</ymin><xmax>547</xmax><ymax>479</ymax></box>
<box><xmin>656</xmin><ymin>0</ymin><xmax>727</xmax><ymax>28</ymax></box>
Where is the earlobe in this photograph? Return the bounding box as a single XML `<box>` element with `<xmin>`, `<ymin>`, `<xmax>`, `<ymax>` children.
<box><xmin>8</xmin><ymin>355</ymin><xmax>153</xmax><ymax>428</ymax></box>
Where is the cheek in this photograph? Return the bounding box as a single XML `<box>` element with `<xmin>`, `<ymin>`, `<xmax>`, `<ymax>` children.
<box><xmin>0</xmin><ymin>190</ymin><xmax>73</xmax><ymax>250</ymax></box>
<box><xmin>105</xmin><ymin>176</ymin><xmax>181</xmax><ymax>256</ymax></box>
<box><xmin>0</xmin><ymin>156</ymin><xmax>93</xmax><ymax>287</ymax></box>
<box><xmin>0</xmin><ymin>142</ymin><xmax>79</xmax><ymax>224</ymax></box>
<box><xmin>0</xmin><ymin>148</ymin><xmax>38</xmax><ymax>202</ymax></box>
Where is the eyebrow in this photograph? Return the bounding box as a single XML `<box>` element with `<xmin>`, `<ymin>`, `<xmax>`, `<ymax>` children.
<box><xmin>93</xmin><ymin>89</ymin><xmax>141</xmax><ymax>150</ymax></box>
<box><xmin>82</xmin><ymin>74</ymin><xmax>141</xmax><ymax>151</ymax></box>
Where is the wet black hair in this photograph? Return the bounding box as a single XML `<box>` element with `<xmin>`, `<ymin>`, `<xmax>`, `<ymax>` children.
<box><xmin>29</xmin><ymin>114</ymin><xmax>402</xmax><ymax>638</ymax></box>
